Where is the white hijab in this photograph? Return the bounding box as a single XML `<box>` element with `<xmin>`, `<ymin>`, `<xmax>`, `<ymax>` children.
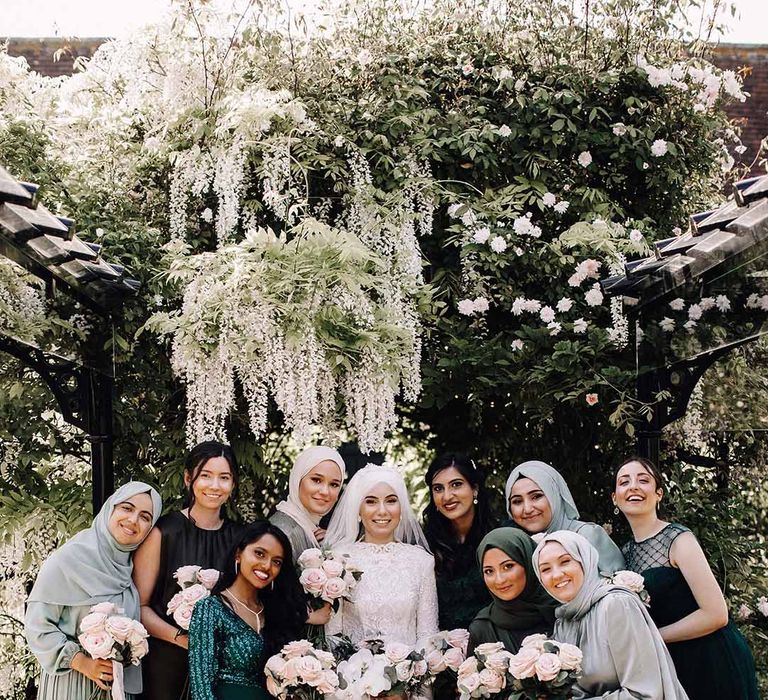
<box><xmin>324</xmin><ymin>463</ymin><xmax>431</xmax><ymax>552</ymax></box>
<box><xmin>275</xmin><ymin>445</ymin><xmax>346</xmax><ymax>546</ymax></box>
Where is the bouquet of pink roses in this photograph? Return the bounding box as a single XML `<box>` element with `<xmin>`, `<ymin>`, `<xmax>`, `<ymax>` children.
<box><xmin>264</xmin><ymin>639</ymin><xmax>340</xmax><ymax>699</ymax></box>
<box><xmin>297</xmin><ymin>548</ymin><xmax>362</xmax><ymax>612</ymax></box>
<box><xmin>506</xmin><ymin>634</ymin><xmax>582</xmax><ymax>700</ymax></box>
<box><xmin>334</xmin><ymin>639</ymin><xmax>429</xmax><ymax>700</ymax></box>
<box><xmin>166</xmin><ymin>565</ymin><xmax>220</xmax><ymax>630</ymax></box>
<box><xmin>610</xmin><ymin>570</ymin><xmax>651</xmax><ymax>606</ymax></box>
<box><xmin>420</xmin><ymin>628</ymin><xmax>469</xmax><ymax>678</ymax></box>
<box><xmin>456</xmin><ymin>641</ymin><xmax>514</xmax><ymax>699</ymax></box>
<box><xmin>77</xmin><ymin>602</ymin><xmax>150</xmax><ymax>700</ymax></box>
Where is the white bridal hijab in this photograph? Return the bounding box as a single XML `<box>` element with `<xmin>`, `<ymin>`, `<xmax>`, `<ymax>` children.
<box><xmin>274</xmin><ymin>445</ymin><xmax>346</xmax><ymax>546</ymax></box>
<box><xmin>324</xmin><ymin>463</ymin><xmax>431</xmax><ymax>551</ymax></box>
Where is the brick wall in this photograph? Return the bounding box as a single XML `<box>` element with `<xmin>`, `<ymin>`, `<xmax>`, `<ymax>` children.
<box><xmin>5</xmin><ymin>38</ymin><xmax>768</xmax><ymax>173</ymax></box>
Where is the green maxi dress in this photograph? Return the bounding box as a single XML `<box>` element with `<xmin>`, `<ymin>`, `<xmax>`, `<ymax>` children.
<box><xmin>188</xmin><ymin>596</ymin><xmax>270</xmax><ymax>700</ymax></box>
<box><xmin>623</xmin><ymin>523</ymin><xmax>759</xmax><ymax>700</ymax></box>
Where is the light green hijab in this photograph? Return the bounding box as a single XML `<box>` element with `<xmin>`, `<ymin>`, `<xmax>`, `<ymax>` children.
<box><xmin>28</xmin><ymin>481</ymin><xmax>162</xmax><ymax>613</ymax></box>
<box><xmin>505</xmin><ymin>460</ymin><xmax>580</xmax><ymax>531</ymax></box>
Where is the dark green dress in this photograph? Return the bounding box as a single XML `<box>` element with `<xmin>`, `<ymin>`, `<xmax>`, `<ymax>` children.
<box><xmin>623</xmin><ymin>523</ymin><xmax>759</xmax><ymax>700</ymax></box>
<box><xmin>188</xmin><ymin>595</ymin><xmax>270</xmax><ymax>700</ymax></box>
<box><xmin>435</xmin><ymin>539</ymin><xmax>492</xmax><ymax>631</ymax></box>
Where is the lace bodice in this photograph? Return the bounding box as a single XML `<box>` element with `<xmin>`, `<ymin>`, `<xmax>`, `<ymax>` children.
<box><xmin>622</xmin><ymin>523</ymin><xmax>689</xmax><ymax>573</ymax></box>
<box><xmin>326</xmin><ymin>541</ymin><xmax>439</xmax><ymax>649</ymax></box>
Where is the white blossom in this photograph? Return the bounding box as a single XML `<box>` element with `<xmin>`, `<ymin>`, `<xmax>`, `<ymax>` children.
<box><xmin>473</xmin><ymin>227</ymin><xmax>491</xmax><ymax>244</ymax></box>
<box><xmin>651</xmin><ymin>139</ymin><xmax>668</xmax><ymax>157</ymax></box>
<box><xmin>547</xmin><ymin>321</ymin><xmax>562</xmax><ymax>336</ymax></box>
<box><xmin>715</xmin><ymin>294</ymin><xmax>731</xmax><ymax>312</ymax></box>
<box><xmin>511</xmin><ymin>339</ymin><xmax>525</xmax><ymax>351</ymax></box>
<box><xmin>612</xmin><ymin>123</ymin><xmax>627</xmax><ymax>136</ymax></box>
<box><xmin>458</xmin><ymin>299</ymin><xmax>476</xmax><ymax>315</ymax></box>
<box><xmin>473</xmin><ymin>296</ymin><xmax>490</xmax><ymax>313</ymax></box>
<box><xmin>541</xmin><ymin>192</ymin><xmax>556</xmax><ymax>207</ymax></box>
<box><xmin>553</xmin><ymin>200</ymin><xmax>569</xmax><ymax>213</ymax></box>
<box><xmin>688</xmin><ymin>304</ymin><xmax>703</xmax><ymax>321</ymax></box>
<box><xmin>540</xmin><ymin>306</ymin><xmax>556</xmax><ymax>323</ymax></box>
<box><xmin>585</xmin><ymin>287</ymin><xmax>604</xmax><ymax>306</ymax></box>
<box><xmin>577</xmin><ymin>150</ymin><xmax>593</xmax><ymax>167</ymax></box>
<box><xmin>490</xmin><ymin>236</ymin><xmax>508</xmax><ymax>253</ymax></box>
<box><xmin>660</xmin><ymin>317</ymin><xmax>676</xmax><ymax>332</ymax></box>
<box><xmin>629</xmin><ymin>229</ymin><xmax>643</xmax><ymax>242</ymax></box>
<box><xmin>556</xmin><ymin>297</ymin><xmax>573</xmax><ymax>312</ymax></box>
<box><xmin>669</xmin><ymin>298</ymin><xmax>685</xmax><ymax>311</ymax></box>
<box><xmin>573</xmin><ymin>318</ymin><xmax>588</xmax><ymax>334</ymax></box>
<box><xmin>497</xmin><ymin>124</ymin><xmax>512</xmax><ymax>137</ymax></box>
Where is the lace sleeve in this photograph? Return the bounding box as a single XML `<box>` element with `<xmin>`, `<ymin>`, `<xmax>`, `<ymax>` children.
<box><xmin>326</xmin><ymin>598</ymin><xmax>343</xmax><ymax>637</ymax></box>
<box><xmin>415</xmin><ymin>553</ymin><xmax>439</xmax><ymax>649</ymax></box>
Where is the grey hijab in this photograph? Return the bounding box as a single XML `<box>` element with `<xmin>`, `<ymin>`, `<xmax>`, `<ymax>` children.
<box><xmin>505</xmin><ymin>460</ymin><xmax>580</xmax><ymax>531</ymax></box>
<box><xmin>28</xmin><ymin>481</ymin><xmax>162</xmax><ymax>614</ymax></box>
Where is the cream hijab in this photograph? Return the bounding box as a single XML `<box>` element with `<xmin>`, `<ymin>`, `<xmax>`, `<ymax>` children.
<box><xmin>275</xmin><ymin>445</ymin><xmax>346</xmax><ymax>546</ymax></box>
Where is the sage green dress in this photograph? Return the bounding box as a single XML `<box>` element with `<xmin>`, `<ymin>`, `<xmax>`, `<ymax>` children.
<box><xmin>188</xmin><ymin>595</ymin><xmax>269</xmax><ymax>700</ymax></box>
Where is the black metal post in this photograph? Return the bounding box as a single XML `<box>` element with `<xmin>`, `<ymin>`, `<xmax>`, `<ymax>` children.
<box><xmin>88</xmin><ymin>368</ymin><xmax>114</xmax><ymax>513</ymax></box>
<box><xmin>636</xmin><ymin>369</ymin><xmax>662</xmax><ymax>467</ymax></box>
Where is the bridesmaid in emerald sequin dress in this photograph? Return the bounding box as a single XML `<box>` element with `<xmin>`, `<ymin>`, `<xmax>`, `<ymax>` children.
<box><xmin>188</xmin><ymin>521</ymin><xmax>306</xmax><ymax>700</ymax></box>
<box><xmin>613</xmin><ymin>457</ymin><xmax>758</xmax><ymax>700</ymax></box>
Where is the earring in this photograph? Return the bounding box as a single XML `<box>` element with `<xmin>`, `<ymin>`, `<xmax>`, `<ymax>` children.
<box><xmin>235</xmin><ymin>559</ymin><xmax>240</xmax><ymax>575</ymax></box>
<box><xmin>271</xmin><ymin>580</ymin><xmax>275</xmax><ymax>591</ymax></box>
<box><xmin>613</xmin><ymin>506</ymin><xmax>619</xmax><ymax>515</ymax></box>
<box><xmin>473</xmin><ymin>494</ymin><xmax>478</xmax><ymax>505</ymax></box>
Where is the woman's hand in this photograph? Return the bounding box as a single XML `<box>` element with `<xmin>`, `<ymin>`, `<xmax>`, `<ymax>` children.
<box><xmin>71</xmin><ymin>652</ymin><xmax>113</xmax><ymax>690</ymax></box>
<box><xmin>306</xmin><ymin>602</ymin><xmax>332</xmax><ymax>625</ymax></box>
<box><xmin>314</xmin><ymin>527</ymin><xmax>327</xmax><ymax>543</ymax></box>
<box><xmin>175</xmin><ymin>632</ymin><xmax>189</xmax><ymax>650</ymax></box>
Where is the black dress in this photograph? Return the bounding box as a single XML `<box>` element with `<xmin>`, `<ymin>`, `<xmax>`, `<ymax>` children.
<box><xmin>142</xmin><ymin>512</ymin><xmax>245</xmax><ymax>700</ymax></box>
<box><xmin>623</xmin><ymin>523</ymin><xmax>759</xmax><ymax>700</ymax></box>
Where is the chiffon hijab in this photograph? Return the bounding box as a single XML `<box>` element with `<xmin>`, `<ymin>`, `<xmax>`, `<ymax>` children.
<box><xmin>324</xmin><ymin>463</ymin><xmax>431</xmax><ymax>551</ymax></box>
<box><xmin>28</xmin><ymin>481</ymin><xmax>162</xmax><ymax>615</ymax></box>
<box><xmin>473</xmin><ymin>528</ymin><xmax>556</xmax><ymax>639</ymax></box>
<box><xmin>274</xmin><ymin>445</ymin><xmax>346</xmax><ymax>547</ymax></box>
<box><xmin>533</xmin><ymin>531</ymin><xmax>685</xmax><ymax>698</ymax></box>
<box><xmin>505</xmin><ymin>460</ymin><xmax>580</xmax><ymax>532</ymax></box>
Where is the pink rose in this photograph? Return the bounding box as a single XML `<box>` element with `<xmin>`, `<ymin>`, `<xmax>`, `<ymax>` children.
<box><xmin>443</xmin><ymin>646</ymin><xmax>465</xmax><ymax>672</ymax></box>
<box><xmin>79</xmin><ymin>612</ymin><xmax>108</xmax><ymax>634</ymax></box>
<box><xmin>105</xmin><ymin>616</ymin><xmax>134</xmax><ymax>643</ymax></box>
<box><xmin>181</xmin><ymin>584</ymin><xmax>209</xmax><ymax>604</ymax></box>
<box><xmin>457</xmin><ymin>672</ymin><xmax>481</xmax><ymax>694</ymax></box>
<box><xmin>299</xmin><ymin>568</ymin><xmax>328</xmax><ymax>595</ymax></box>
<box><xmin>166</xmin><ymin>592</ymin><xmax>185</xmax><ymax>614</ymax></box>
<box><xmin>474</xmin><ymin>641</ymin><xmax>504</xmax><ymax>657</ymax></box>
<box><xmin>297</xmin><ymin>548</ymin><xmax>324</xmax><ymax>569</ymax></box>
<box><xmin>484</xmin><ymin>651</ymin><xmax>512</xmax><ymax>674</ymax></box>
<box><xmin>316</xmin><ymin>669</ymin><xmax>339</xmax><ymax>694</ymax></box>
<box><xmin>321</xmin><ymin>559</ymin><xmax>345</xmax><ymax>578</ymax></box>
<box><xmin>413</xmin><ymin>659</ymin><xmax>428</xmax><ymax>678</ymax></box>
<box><xmin>396</xmin><ymin>660</ymin><xmax>414</xmax><ymax>682</ymax></box>
<box><xmin>612</xmin><ymin>570</ymin><xmax>645</xmax><ymax>593</ymax></box>
<box><xmin>174</xmin><ymin>565</ymin><xmax>201</xmax><ymax>586</ymax></box>
<box><xmin>321</xmin><ymin>577</ymin><xmax>348</xmax><ymax>601</ymax></box>
<box><xmin>79</xmin><ymin>630</ymin><xmax>115</xmax><ymax>659</ymax></box>
<box><xmin>478</xmin><ymin>668</ymin><xmax>505</xmax><ymax>694</ymax></box>
<box><xmin>129</xmin><ymin>637</ymin><xmax>149</xmax><ymax>662</ymax></box>
<box><xmin>265</xmin><ymin>654</ymin><xmax>287</xmax><ymax>678</ymax></box>
<box><xmin>384</xmin><ymin>642</ymin><xmax>411</xmax><ymax>664</ymax></box>
<box><xmin>172</xmin><ymin>604</ymin><xmax>193</xmax><ymax>630</ymax></box>
<box><xmin>265</xmin><ymin>676</ymin><xmax>281</xmax><ymax>697</ymax></box>
<box><xmin>425</xmin><ymin>649</ymin><xmax>446</xmax><ymax>674</ymax></box>
<box><xmin>457</xmin><ymin>657</ymin><xmax>478</xmax><ymax>679</ymax></box>
<box><xmin>555</xmin><ymin>642</ymin><xmax>582</xmax><ymax>671</ymax></box>
<box><xmin>295</xmin><ymin>655</ymin><xmax>323</xmax><ymax>684</ymax></box>
<box><xmin>282</xmin><ymin>640</ymin><xmax>314</xmax><ymax>659</ymax></box>
<box><xmin>520</xmin><ymin>633</ymin><xmax>548</xmax><ymax>650</ymax></box>
<box><xmin>281</xmin><ymin>657</ymin><xmax>299</xmax><ymax>683</ymax></box>
<box><xmin>197</xmin><ymin>568</ymin><xmax>220</xmax><ymax>590</ymax></box>
<box><xmin>314</xmin><ymin>649</ymin><xmax>336</xmax><ymax>668</ymax></box>
<box><xmin>534</xmin><ymin>652</ymin><xmax>562</xmax><ymax>682</ymax></box>
<box><xmin>446</xmin><ymin>628</ymin><xmax>470</xmax><ymax>652</ymax></box>
<box><xmin>126</xmin><ymin>620</ymin><xmax>149</xmax><ymax>647</ymax></box>
<box><xmin>508</xmin><ymin>647</ymin><xmax>539</xmax><ymax>679</ymax></box>
<box><xmin>90</xmin><ymin>602</ymin><xmax>118</xmax><ymax>615</ymax></box>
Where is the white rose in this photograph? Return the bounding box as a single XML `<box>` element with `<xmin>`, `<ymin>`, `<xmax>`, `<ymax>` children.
<box><xmin>457</xmin><ymin>672</ymin><xmax>481</xmax><ymax>694</ymax></box>
<box><xmin>297</xmin><ymin>548</ymin><xmax>324</xmax><ymax>570</ymax></box>
<box><xmin>395</xmin><ymin>660</ymin><xmax>414</xmax><ymax>682</ymax></box>
<box><xmin>446</xmin><ymin>628</ymin><xmax>470</xmax><ymax>651</ymax></box>
<box><xmin>478</xmin><ymin>668</ymin><xmax>505</xmax><ymax>693</ymax></box>
<box><xmin>520</xmin><ymin>633</ymin><xmax>548</xmax><ymax>650</ymax></box>
<box><xmin>104</xmin><ymin>615</ymin><xmax>134</xmax><ymax>643</ymax></box>
<box><xmin>443</xmin><ymin>646</ymin><xmax>465</xmax><ymax>671</ymax></box>
<box><xmin>79</xmin><ymin>630</ymin><xmax>115</xmax><ymax>659</ymax></box>
<box><xmin>612</xmin><ymin>570</ymin><xmax>646</xmax><ymax>593</ymax></box>
<box><xmin>534</xmin><ymin>652</ymin><xmax>562</xmax><ymax>681</ymax></box>
<box><xmin>90</xmin><ymin>602</ymin><xmax>118</xmax><ymax>615</ymax></box>
<box><xmin>425</xmin><ymin>649</ymin><xmax>446</xmax><ymax>674</ymax></box>
<box><xmin>174</xmin><ymin>565</ymin><xmax>201</xmax><ymax>587</ymax></box>
<box><xmin>282</xmin><ymin>639</ymin><xmax>314</xmax><ymax>659</ymax></box>
<box><xmin>474</xmin><ymin>641</ymin><xmax>505</xmax><ymax>657</ymax></box>
<box><xmin>321</xmin><ymin>559</ymin><xmax>344</xmax><ymax>578</ymax></box>
<box><xmin>457</xmin><ymin>656</ymin><xmax>478</xmax><ymax>679</ymax></box>
<box><xmin>508</xmin><ymin>647</ymin><xmax>539</xmax><ymax>679</ymax></box>
<box><xmin>79</xmin><ymin>612</ymin><xmax>108</xmax><ymax>634</ymax></box>
<box><xmin>196</xmin><ymin>568</ymin><xmax>220</xmax><ymax>590</ymax></box>
<box><xmin>555</xmin><ymin>642</ymin><xmax>582</xmax><ymax>671</ymax></box>
<box><xmin>172</xmin><ymin>604</ymin><xmax>194</xmax><ymax>630</ymax></box>
<box><xmin>484</xmin><ymin>650</ymin><xmax>512</xmax><ymax>674</ymax></box>
<box><xmin>295</xmin><ymin>655</ymin><xmax>324</xmax><ymax>684</ymax></box>
<box><xmin>384</xmin><ymin>642</ymin><xmax>411</xmax><ymax>664</ymax></box>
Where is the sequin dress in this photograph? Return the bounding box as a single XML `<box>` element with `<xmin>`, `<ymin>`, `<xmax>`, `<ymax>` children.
<box><xmin>188</xmin><ymin>595</ymin><xmax>269</xmax><ymax>700</ymax></box>
<box><xmin>623</xmin><ymin>523</ymin><xmax>758</xmax><ymax>700</ymax></box>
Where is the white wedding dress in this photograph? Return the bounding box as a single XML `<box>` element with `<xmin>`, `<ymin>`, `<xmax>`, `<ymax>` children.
<box><xmin>326</xmin><ymin>541</ymin><xmax>439</xmax><ymax>650</ymax></box>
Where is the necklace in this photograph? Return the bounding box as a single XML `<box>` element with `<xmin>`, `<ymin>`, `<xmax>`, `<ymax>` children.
<box><xmin>223</xmin><ymin>589</ymin><xmax>264</xmax><ymax>632</ymax></box>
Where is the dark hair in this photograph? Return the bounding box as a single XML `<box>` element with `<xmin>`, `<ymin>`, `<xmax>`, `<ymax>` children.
<box><xmin>213</xmin><ymin>521</ymin><xmax>306</xmax><ymax>658</ymax></box>
<box><xmin>422</xmin><ymin>453</ymin><xmax>498</xmax><ymax>577</ymax></box>
<box><xmin>613</xmin><ymin>456</ymin><xmax>666</xmax><ymax>514</ymax></box>
<box><xmin>183</xmin><ymin>441</ymin><xmax>239</xmax><ymax>518</ymax></box>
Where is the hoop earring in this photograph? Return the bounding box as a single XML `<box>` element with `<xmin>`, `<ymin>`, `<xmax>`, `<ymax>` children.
<box><xmin>271</xmin><ymin>580</ymin><xmax>274</xmax><ymax>591</ymax></box>
<box><xmin>235</xmin><ymin>560</ymin><xmax>240</xmax><ymax>575</ymax></box>
<box><xmin>613</xmin><ymin>506</ymin><xmax>619</xmax><ymax>515</ymax></box>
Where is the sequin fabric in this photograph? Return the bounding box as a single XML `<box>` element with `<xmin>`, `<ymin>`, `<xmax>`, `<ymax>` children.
<box><xmin>188</xmin><ymin>595</ymin><xmax>265</xmax><ymax>700</ymax></box>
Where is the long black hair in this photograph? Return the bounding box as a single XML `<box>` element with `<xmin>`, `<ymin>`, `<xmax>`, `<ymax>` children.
<box><xmin>213</xmin><ymin>521</ymin><xmax>306</xmax><ymax>658</ymax></box>
<box><xmin>183</xmin><ymin>441</ymin><xmax>239</xmax><ymax>518</ymax></box>
<box><xmin>422</xmin><ymin>453</ymin><xmax>498</xmax><ymax>576</ymax></box>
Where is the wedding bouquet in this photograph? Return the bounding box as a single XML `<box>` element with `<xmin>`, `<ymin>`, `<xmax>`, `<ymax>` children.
<box><xmin>166</xmin><ymin>565</ymin><xmax>220</xmax><ymax>630</ymax></box>
<box><xmin>334</xmin><ymin>639</ymin><xmax>429</xmax><ymax>699</ymax></box>
<box><xmin>297</xmin><ymin>548</ymin><xmax>363</xmax><ymax>612</ymax></box>
<box><xmin>458</xmin><ymin>636</ymin><xmax>582</xmax><ymax>700</ymax></box>
<box><xmin>77</xmin><ymin>602</ymin><xmax>150</xmax><ymax>700</ymax></box>
<box><xmin>611</xmin><ymin>570</ymin><xmax>651</xmax><ymax>606</ymax></box>
<box><xmin>264</xmin><ymin>639</ymin><xmax>340</xmax><ymax>699</ymax></box>
<box><xmin>420</xmin><ymin>628</ymin><xmax>469</xmax><ymax>677</ymax></box>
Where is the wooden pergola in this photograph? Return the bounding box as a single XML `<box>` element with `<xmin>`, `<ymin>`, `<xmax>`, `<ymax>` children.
<box><xmin>0</xmin><ymin>165</ymin><xmax>140</xmax><ymax>511</ymax></box>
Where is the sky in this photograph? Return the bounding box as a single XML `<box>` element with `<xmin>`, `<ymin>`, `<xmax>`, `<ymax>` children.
<box><xmin>2</xmin><ymin>0</ymin><xmax>767</xmax><ymax>43</ymax></box>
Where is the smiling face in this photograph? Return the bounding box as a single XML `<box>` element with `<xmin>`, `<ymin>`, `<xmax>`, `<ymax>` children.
<box><xmin>236</xmin><ymin>534</ymin><xmax>285</xmax><ymax>591</ymax></box>
<box><xmin>298</xmin><ymin>460</ymin><xmax>343</xmax><ymax>517</ymax></box>
<box><xmin>536</xmin><ymin>541</ymin><xmax>585</xmax><ymax>603</ymax></box>
<box><xmin>482</xmin><ymin>547</ymin><xmax>527</xmax><ymax>601</ymax></box>
<box><xmin>108</xmin><ymin>493</ymin><xmax>155</xmax><ymax>546</ymax></box>
<box><xmin>185</xmin><ymin>456</ymin><xmax>235</xmax><ymax>512</ymax></box>
<box><xmin>359</xmin><ymin>482</ymin><xmax>401</xmax><ymax>544</ymax></box>
<box><xmin>614</xmin><ymin>460</ymin><xmax>662</xmax><ymax>516</ymax></box>
<box><xmin>508</xmin><ymin>477</ymin><xmax>553</xmax><ymax>534</ymax></box>
<box><xmin>430</xmin><ymin>466</ymin><xmax>477</xmax><ymax>523</ymax></box>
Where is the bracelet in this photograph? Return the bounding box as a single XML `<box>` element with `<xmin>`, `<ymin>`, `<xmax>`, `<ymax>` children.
<box><xmin>174</xmin><ymin>628</ymin><xmax>187</xmax><ymax>641</ymax></box>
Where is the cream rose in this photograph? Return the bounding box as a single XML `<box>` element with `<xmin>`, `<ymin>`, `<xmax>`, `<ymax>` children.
<box><xmin>457</xmin><ymin>656</ymin><xmax>478</xmax><ymax>679</ymax></box>
<box><xmin>395</xmin><ymin>660</ymin><xmax>414</xmax><ymax>682</ymax></box>
<box><xmin>413</xmin><ymin>659</ymin><xmax>428</xmax><ymax>678</ymax></box>
<box><xmin>126</xmin><ymin>621</ymin><xmax>149</xmax><ymax>647</ymax></box>
<box><xmin>281</xmin><ymin>657</ymin><xmax>299</xmax><ymax>682</ymax></box>
<box><xmin>282</xmin><ymin>640</ymin><xmax>314</xmax><ymax>659</ymax></box>
<box><xmin>90</xmin><ymin>602</ymin><xmax>118</xmax><ymax>615</ymax></box>
<box><xmin>129</xmin><ymin>637</ymin><xmax>149</xmax><ymax>662</ymax></box>
<box><xmin>534</xmin><ymin>652</ymin><xmax>562</xmax><ymax>682</ymax></box>
<box><xmin>316</xmin><ymin>669</ymin><xmax>339</xmax><ymax>693</ymax></box>
<box><xmin>478</xmin><ymin>668</ymin><xmax>506</xmax><ymax>694</ymax></box>
<box><xmin>520</xmin><ymin>633</ymin><xmax>548</xmax><ymax>650</ymax></box>
<box><xmin>166</xmin><ymin>592</ymin><xmax>184</xmax><ymax>614</ymax></box>
<box><xmin>79</xmin><ymin>612</ymin><xmax>108</xmax><ymax>634</ymax></box>
<box><xmin>474</xmin><ymin>641</ymin><xmax>505</xmax><ymax>657</ymax></box>
<box><xmin>174</xmin><ymin>565</ymin><xmax>201</xmax><ymax>586</ymax></box>
<box><xmin>321</xmin><ymin>558</ymin><xmax>345</xmax><ymax>578</ymax></box>
<box><xmin>197</xmin><ymin>568</ymin><xmax>220</xmax><ymax>590</ymax></box>
<box><xmin>321</xmin><ymin>576</ymin><xmax>348</xmax><ymax>600</ymax></box>
<box><xmin>612</xmin><ymin>570</ymin><xmax>646</xmax><ymax>593</ymax></box>
<box><xmin>425</xmin><ymin>650</ymin><xmax>446</xmax><ymax>674</ymax></box>
<box><xmin>508</xmin><ymin>647</ymin><xmax>539</xmax><ymax>679</ymax></box>
<box><xmin>265</xmin><ymin>654</ymin><xmax>287</xmax><ymax>678</ymax></box>
<box><xmin>443</xmin><ymin>647</ymin><xmax>465</xmax><ymax>672</ymax></box>
<box><xmin>484</xmin><ymin>650</ymin><xmax>512</xmax><ymax>674</ymax></box>
<box><xmin>172</xmin><ymin>604</ymin><xmax>193</xmax><ymax>630</ymax></box>
<box><xmin>446</xmin><ymin>628</ymin><xmax>470</xmax><ymax>652</ymax></box>
<box><xmin>295</xmin><ymin>655</ymin><xmax>324</xmax><ymax>684</ymax></box>
<box><xmin>299</xmin><ymin>568</ymin><xmax>328</xmax><ymax>594</ymax></box>
<box><xmin>297</xmin><ymin>548</ymin><xmax>324</xmax><ymax>569</ymax></box>
<box><xmin>105</xmin><ymin>615</ymin><xmax>134</xmax><ymax>643</ymax></box>
<box><xmin>79</xmin><ymin>630</ymin><xmax>115</xmax><ymax>659</ymax></box>
<box><xmin>384</xmin><ymin>642</ymin><xmax>411</xmax><ymax>664</ymax></box>
<box><xmin>457</xmin><ymin>672</ymin><xmax>481</xmax><ymax>694</ymax></box>
<box><xmin>181</xmin><ymin>583</ymin><xmax>209</xmax><ymax>604</ymax></box>
<box><xmin>555</xmin><ymin>642</ymin><xmax>583</xmax><ymax>671</ymax></box>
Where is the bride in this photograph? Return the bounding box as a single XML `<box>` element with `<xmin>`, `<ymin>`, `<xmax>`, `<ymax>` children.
<box><xmin>325</xmin><ymin>463</ymin><xmax>438</xmax><ymax>651</ymax></box>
